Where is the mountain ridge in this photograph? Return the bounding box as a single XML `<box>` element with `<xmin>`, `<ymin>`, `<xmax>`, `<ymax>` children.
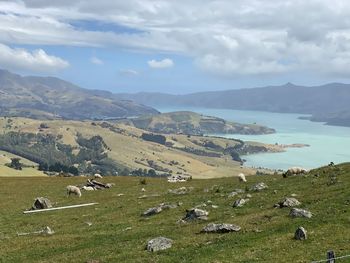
<box><xmin>0</xmin><ymin>69</ymin><xmax>158</xmax><ymax>120</ymax></box>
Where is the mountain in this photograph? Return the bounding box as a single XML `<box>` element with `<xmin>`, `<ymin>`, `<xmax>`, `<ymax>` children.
<box><xmin>124</xmin><ymin>111</ymin><xmax>275</xmax><ymax>135</ymax></box>
<box><xmin>0</xmin><ymin>69</ymin><xmax>158</xmax><ymax>120</ymax></box>
<box><xmin>116</xmin><ymin>83</ymin><xmax>350</xmax><ymax>127</ymax></box>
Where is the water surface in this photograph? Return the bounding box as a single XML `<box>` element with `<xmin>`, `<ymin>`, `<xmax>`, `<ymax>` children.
<box><xmin>157</xmin><ymin>107</ymin><xmax>350</xmax><ymax>170</ymax></box>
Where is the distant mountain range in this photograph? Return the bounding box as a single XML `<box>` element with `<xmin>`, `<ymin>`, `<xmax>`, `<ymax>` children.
<box><xmin>0</xmin><ymin>69</ymin><xmax>158</xmax><ymax>120</ymax></box>
<box><xmin>116</xmin><ymin>82</ymin><xmax>350</xmax><ymax>127</ymax></box>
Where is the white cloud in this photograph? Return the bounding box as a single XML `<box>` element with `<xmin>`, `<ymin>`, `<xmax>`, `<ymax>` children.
<box><xmin>2</xmin><ymin>1</ymin><xmax>350</xmax><ymax>76</ymax></box>
<box><xmin>0</xmin><ymin>43</ymin><xmax>69</xmax><ymax>72</ymax></box>
<box><xmin>119</xmin><ymin>69</ymin><xmax>139</xmax><ymax>76</ymax></box>
<box><xmin>90</xmin><ymin>56</ymin><xmax>103</xmax><ymax>65</ymax></box>
<box><xmin>148</xmin><ymin>58</ymin><xmax>174</xmax><ymax>69</ymax></box>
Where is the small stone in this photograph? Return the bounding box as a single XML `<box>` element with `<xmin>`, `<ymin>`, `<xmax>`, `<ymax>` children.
<box><xmin>147</xmin><ymin>237</ymin><xmax>173</xmax><ymax>252</ymax></box>
<box><xmin>183</xmin><ymin>208</ymin><xmax>209</xmax><ymax>221</ymax></box>
<box><xmin>233</xmin><ymin>198</ymin><xmax>248</xmax><ymax>208</ymax></box>
<box><xmin>289</xmin><ymin>208</ymin><xmax>312</xmax><ymax>218</ymax></box>
<box><xmin>250</xmin><ymin>182</ymin><xmax>268</xmax><ymax>192</ymax></box>
<box><xmin>168</xmin><ymin>187</ymin><xmax>191</xmax><ymax>195</ymax></box>
<box><xmin>142</xmin><ymin>206</ymin><xmax>163</xmax><ymax>216</ymax></box>
<box><xmin>201</xmin><ymin>223</ymin><xmax>241</xmax><ymax>233</ymax></box>
<box><xmin>246</xmin><ymin>194</ymin><xmax>252</xmax><ymax>198</ymax></box>
<box><xmin>278</xmin><ymin>197</ymin><xmax>301</xmax><ymax>208</ymax></box>
<box><xmin>294</xmin><ymin>227</ymin><xmax>307</xmax><ymax>240</ymax></box>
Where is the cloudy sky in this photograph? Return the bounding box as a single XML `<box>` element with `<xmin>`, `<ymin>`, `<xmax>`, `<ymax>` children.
<box><xmin>1</xmin><ymin>0</ymin><xmax>350</xmax><ymax>93</ymax></box>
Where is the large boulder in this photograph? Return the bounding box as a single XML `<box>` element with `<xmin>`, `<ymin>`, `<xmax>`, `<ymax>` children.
<box><xmin>289</xmin><ymin>208</ymin><xmax>312</xmax><ymax>218</ymax></box>
<box><xmin>31</xmin><ymin>197</ymin><xmax>53</xmax><ymax>210</ymax></box>
<box><xmin>294</xmin><ymin>226</ymin><xmax>307</xmax><ymax>240</ymax></box>
<box><xmin>147</xmin><ymin>237</ymin><xmax>173</xmax><ymax>252</ymax></box>
<box><xmin>233</xmin><ymin>198</ymin><xmax>248</xmax><ymax>208</ymax></box>
<box><xmin>275</xmin><ymin>197</ymin><xmax>301</xmax><ymax>208</ymax></box>
<box><xmin>250</xmin><ymin>182</ymin><xmax>268</xmax><ymax>192</ymax></box>
<box><xmin>183</xmin><ymin>208</ymin><xmax>209</xmax><ymax>221</ymax></box>
<box><xmin>201</xmin><ymin>223</ymin><xmax>241</xmax><ymax>233</ymax></box>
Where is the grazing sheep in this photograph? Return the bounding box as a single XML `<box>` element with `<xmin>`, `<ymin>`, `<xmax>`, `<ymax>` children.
<box><xmin>238</xmin><ymin>173</ymin><xmax>247</xmax><ymax>183</ymax></box>
<box><xmin>141</xmin><ymin>188</ymin><xmax>146</xmax><ymax>192</ymax></box>
<box><xmin>82</xmin><ymin>186</ymin><xmax>95</xmax><ymax>191</ymax></box>
<box><xmin>66</xmin><ymin>185</ymin><xmax>82</xmax><ymax>197</ymax></box>
<box><xmin>94</xmin><ymin>173</ymin><xmax>103</xmax><ymax>179</ymax></box>
<box><xmin>283</xmin><ymin>167</ymin><xmax>307</xmax><ymax>177</ymax></box>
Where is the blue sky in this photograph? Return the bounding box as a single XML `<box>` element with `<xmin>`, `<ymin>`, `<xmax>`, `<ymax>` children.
<box><xmin>1</xmin><ymin>1</ymin><xmax>350</xmax><ymax>94</ymax></box>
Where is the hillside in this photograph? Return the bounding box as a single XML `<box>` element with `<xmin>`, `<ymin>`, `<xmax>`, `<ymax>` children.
<box><xmin>125</xmin><ymin>111</ymin><xmax>275</xmax><ymax>135</ymax></box>
<box><xmin>0</xmin><ymin>69</ymin><xmax>158</xmax><ymax>120</ymax></box>
<box><xmin>1</xmin><ymin>163</ymin><xmax>349</xmax><ymax>262</ymax></box>
<box><xmin>0</xmin><ymin>117</ymin><xmax>287</xmax><ymax>179</ymax></box>
<box><xmin>116</xmin><ymin>83</ymin><xmax>350</xmax><ymax>127</ymax></box>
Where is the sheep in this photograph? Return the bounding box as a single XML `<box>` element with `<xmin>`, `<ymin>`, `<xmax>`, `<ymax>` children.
<box><xmin>82</xmin><ymin>186</ymin><xmax>95</xmax><ymax>191</ymax></box>
<box><xmin>141</xmin><ymin>188</ymin><xmax>146</xmax><ymax>192</ymax></box>
<box><xmin>238</xmin><ymin>173</ymin><xmax>247</xmax><ymax>182</ymax></box>
<box><xmin>94</xmin><ymin>173</ymin><xmax>103</xmax><ymax>179</ymax></box>
<box><xmin>66</xmin><ymin>185</ymin><xmax>82</xmax><ymax>197</ymax></box>
<box><xmin>283</xmin><ymin>167</ymin><xmax>308</xmax><ymax>177</ymax></box>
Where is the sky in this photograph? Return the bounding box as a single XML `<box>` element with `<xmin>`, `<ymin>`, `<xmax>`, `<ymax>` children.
<box><xmin>1</xmin><ymin>0</ymin><xmax>350</xmax><ymax>94</ymax></box>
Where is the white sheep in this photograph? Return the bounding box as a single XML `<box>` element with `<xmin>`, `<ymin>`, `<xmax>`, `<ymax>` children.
<box><xmin>94</xmin><ymin>173</ymin><xmax>103</xmax><ymax>179</ymax></box>
<box><xmin>82</xmin><ymin>186</ymin><xmax>95</xmax><ymax>191</ymax></box>
<box><xmin>141</xmin><ymin>188</ymin><xmax>146</xmax><ymax>192</ymax></box>
<box><xmin>284</xmin><ymin>167</ymin><xmax>308</xmax><ymax>177</ymax></box>
<box><xmin>66</xmin><ymin>185</ymin><xmax>82</xmax><ymax>197</ymax></box>
<box><xmin>238</xmin><ymin>173</ymin><xmax>247</xmax><ymax>182</ymax></box>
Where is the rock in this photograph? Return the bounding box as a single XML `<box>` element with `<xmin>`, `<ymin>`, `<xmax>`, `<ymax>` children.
<box><xmin>291</xmin><ymin>193</ymin><xmax>298</xmax><ymax>197</ymax></box>
<box><xmin>211</xmin><ymin>205</ymin><xmax>219</xmax><ymax>209</ymax></box>
<box><xmin>250</xmin><ymin>182</ymin><xmax>268</xmax><ymax>191</ymax></box>
<box><xmin>147</xmin><ymin>237</ymin><xmax>173</xmax><ymax>252</ymax></box>
<box><xmin>201</xmin><ymin>223</ymin><xmax>241</xmax><ymax>233</ymax></box>
<box><xmin>31</xmin><ymin>197</ymin><xmax>53</xmax><ymax>210</ymax></box>
<box><xmin>289</xmin><ymin>208</ymin><xmax>312</xmax><ymax>218</ymax></box>
<box><xmin>276</xmin><ymin>197</ymin><xmax>301</xmax><ymax>208</ymax></box>
<box><xmin>142</xmin><ymin>206</ymin><xmax>163</xmax><ymax>216</ymax></box>
<box><xmin>142</xmin><ymin>203</ymin><xmax>177</xmax><ymax>217</ymax></box>
<box><xmin>42</xmin><ymin>226</ymin><xmax>55</xmax><ymax>235</ymax></box>
<box><xmin>228</xmin><ymin>191</ymin><xmax>238</xmax><ymax>198</ymax></box>
<box><xmin>294</xmin><ymin>226</ymin><xmax>307</xmax><ymax>240</ymax></box>
<box><xmin>246</xmin><ymin>194</ymin><xmax>252</xmax><ymax>198</ymax></box>
<box><xmin>233</xmin><ymin>198</ymin><xmax>248</xmax><ymax>208</ymax></box>
<box><xmin>183</xmin><ymin>208</ymin><xmax>209</xmax><ymax>221</ymax></box>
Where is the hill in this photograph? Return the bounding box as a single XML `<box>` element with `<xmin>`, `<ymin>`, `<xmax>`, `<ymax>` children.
<box><xmin>124</xmin><ymin>111</ymin><xmax>275</xmax><ymax>135</ymax></box>
<box><xmin>116</xmin><ymin>83</ymin><xmax>350</xmax><ymax>127</ymax></box>
<box><xmin>0</xmin><ymin>117</ymin><xmax>286</xmax><ymax>179</ymax></box>
<box><xmin>0</xmin><ymin>69</ymin><xmax>158</xmax><ymax>120</ymax></box>
<box><xmin>0</xmin><ymin>163</ymin><xmax>349</xmax><ymax>262</ymax></box>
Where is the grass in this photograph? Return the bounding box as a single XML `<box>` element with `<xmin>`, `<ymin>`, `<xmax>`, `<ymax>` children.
<box><xmin>0</xmin><ymin>163</ymin><xmax>349</xmax><ymax>262</ymax></box>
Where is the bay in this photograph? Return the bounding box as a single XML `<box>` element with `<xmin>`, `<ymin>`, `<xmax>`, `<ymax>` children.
<box><xmin>157</xmin><ymin>107</ymin><xmax>350</xmax><ymax>170</ymax></box>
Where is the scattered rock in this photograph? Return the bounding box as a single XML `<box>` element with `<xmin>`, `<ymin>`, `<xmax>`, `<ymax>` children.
<box><xmin>246</xmin><ymin>194</ymin><xmax>252</xmax><ymax>198</ymax></box>
<box><xmin>233</xmin><ymin>198</ymin><xmax>248</xmax><ymax>208</ymax></box>
<box><xmin>147</xmin><ymin>237</ymin><xmax>173</xmax><ymax>252</ymax></box>
<box><xmin>31</xmin><ymin>197</ymin><xmax>53</xmax><ymax>210</ymax></box>
<box><xmin>85</xmin><ymin>221</ymin><xmax>93</xmax><ymax>226</ymax></box>
<box><xmin>201</xmin><ymin>223</ymin><xmax>241</xmax><ymax>233</ymax></box>
<box><xmin>17</xmin><ymin>226</ymin><xmax>54</xmax><ymax>236</ymax></box>
<box><xmin>294</xmin><ymin>226</ymin><xmax>307</xmax><ymax>240</ymax></box>
<box><xmin>183</xmin><ymin>208</ymin><xmax>209</xmax><ymax>221</ymax></box>
<box><xmin>250</xmin><ymin>182</ymin><xmax>268</xmax><ymax>191</ymax></box>
<box><xmin>142</xmin><ymin>203</ymin><xmax>177</xmax><ymax>217</ymax></box>
<box><xmin>211</xmin><ymin>205</ymin><xmax>219</xmax><ymax>209</ymax></box>
<box><xmin>273</xmin><ymin>190</ymin><xmax>278</xmax><ymax>194</ymax></box>
<box><xmin>228</xmin><ymin>191</ymin><xmax>239</xmax><ymax>198</ymax></box>
<box><xmin>117</xmin><ymin>193</ymin><xmax>124</xmax><ymax>197</ymax></box>
<box><xmin>289</xmin><ymin>208</ymin><xmax>312</xmax><ymax>218</ymax></box>
<box><xmin>291</xmin><ymin>193</ymin><xmax>298</xmax><ymax>197</ymax></box>
<box><xmin>275</xmin><ymin>197</ymin><xmax>301</xmax><ymax>208</ymax></box>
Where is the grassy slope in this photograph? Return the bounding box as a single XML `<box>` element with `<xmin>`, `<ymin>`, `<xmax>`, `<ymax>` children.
<box><xmin>0</xmin><ymin>163</ymin><xmax>349</xmax><ymax>262</ymax></box>
<box><xmin>0</xmin><ymin>117</ymin><xmax>264</xmax><ymax>178</ymax></box>
<box><xmin>0</xmin><ymin>150</ymin><xmax>45</xmax><ymax>177</ymax></box>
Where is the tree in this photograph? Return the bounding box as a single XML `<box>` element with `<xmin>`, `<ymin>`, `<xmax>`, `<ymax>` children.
<box><xmin>9</xmin><ymin>158</ymin><xmax>22</xmax><ymax>170</ymax></box>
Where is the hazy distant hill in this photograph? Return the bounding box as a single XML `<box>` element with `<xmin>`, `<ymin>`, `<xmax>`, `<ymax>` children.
<box><xmin>0</xmin><ymin>69</ymin><xmax>158</xmax><ymax>120</ymax></box>
<box><xmin>126</xmin><ymin>111</ymin><xmax>275</xmax><ymax>135</ymax></box>
<box><xmin>116</xmin><ymin>83</ymin><xmax>350</xmax><ymax>127</ymax></box>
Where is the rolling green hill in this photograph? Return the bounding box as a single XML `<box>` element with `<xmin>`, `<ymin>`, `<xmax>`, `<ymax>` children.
<box><xmin>0</xmin><ymin>163</ymin><xmax>349</xmax><ymax>262</ymax></box>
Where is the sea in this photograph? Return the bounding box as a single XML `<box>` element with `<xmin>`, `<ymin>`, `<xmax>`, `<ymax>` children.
<box><xmin>157</xmin><ymin>107</ymin><xmax>350</xmax><ymax>170</ymax></box>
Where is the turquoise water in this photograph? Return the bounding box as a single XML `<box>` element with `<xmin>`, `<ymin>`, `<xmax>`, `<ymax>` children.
<box><xmin>157</xmin><ymin>107</ymin><xmax>350</xmax><ymax>170</ymax></box>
